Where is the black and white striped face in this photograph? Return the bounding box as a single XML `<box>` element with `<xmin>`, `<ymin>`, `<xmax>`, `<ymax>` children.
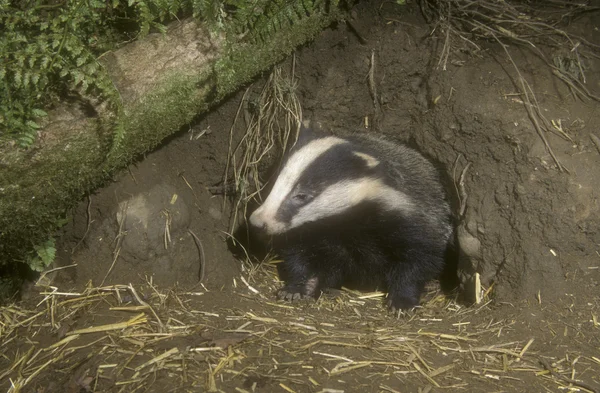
<box><xmin>249</xmin><ymin>132</ymin><xmax>413</xmax><ymax>235</ymax></box>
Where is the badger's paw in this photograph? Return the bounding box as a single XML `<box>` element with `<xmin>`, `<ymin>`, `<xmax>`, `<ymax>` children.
<box><xmin>386</xmin><ymin>293</ymin><xmax>420</xmax><ymax>315</ymax></box>
<box><xmin>277</xmin><ymin>277</ymin><xmax>320</xmax><ymax>302</ymax></box>
<box><xmin>277</xmin><ymin>285</ymin><xmax>308</xmax><ymax>301</ymax></box>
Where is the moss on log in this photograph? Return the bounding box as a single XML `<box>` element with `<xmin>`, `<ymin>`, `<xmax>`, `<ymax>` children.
<box><xmin>0</xmin><ymin>8</ymin><xmax>347</xmax><ymax>283</ymax></box>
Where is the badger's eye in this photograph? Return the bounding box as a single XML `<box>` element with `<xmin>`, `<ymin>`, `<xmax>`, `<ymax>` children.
<box><xmin>293</xmin><ymin>193</ymin><xmax>311</xmax><ymax>204</ymax></box>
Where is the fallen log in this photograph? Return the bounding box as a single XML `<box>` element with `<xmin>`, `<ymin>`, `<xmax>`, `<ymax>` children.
<box><xmin>0</xmin><ymin>6</ymin><xmax>349</xmax><ymax>281</ymax></box>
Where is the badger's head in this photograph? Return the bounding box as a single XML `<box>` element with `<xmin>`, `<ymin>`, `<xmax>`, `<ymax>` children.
<box><xmin>249</xmin><ymin>128</ymin><xmax>412</xmax><ymax>236</ymax></box>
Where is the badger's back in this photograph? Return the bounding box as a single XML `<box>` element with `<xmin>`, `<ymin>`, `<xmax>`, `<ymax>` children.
<box><xmin>344</xmin><ymin>133</ymin><xmax>452</xmax><ymax>241</ymax></box>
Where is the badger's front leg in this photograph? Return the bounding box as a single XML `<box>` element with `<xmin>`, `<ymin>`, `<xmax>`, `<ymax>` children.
<box><xmin>276</xmin><ymin>248</ymin><xmax>343</xmax><ymax>301</ymax></box>
<box><xmin>386</xmin><ymin>247</ymin><xmax>445</xmax><ymax>311</ymax></box>
<box><xmin>276</xmin><ymin>251</ymin><xmax>320</xmax><ymax>301</ymax></box>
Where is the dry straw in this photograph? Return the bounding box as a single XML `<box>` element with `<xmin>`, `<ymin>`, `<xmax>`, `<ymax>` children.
<box><xmin>2</xmin><ymin>272</ymin><xmax>598</xmax><ymax>392</ymax></box>
<box><xmin>223</xmin><ymin>57</ymin><xmax>303</xmax><ymax>235</ymax></box>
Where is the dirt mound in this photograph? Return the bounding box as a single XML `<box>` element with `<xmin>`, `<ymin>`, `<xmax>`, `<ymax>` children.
<box><xmin>50</xmin><ymin>117</ymin><xmax>241</xmax><ymax>292</ymax></box>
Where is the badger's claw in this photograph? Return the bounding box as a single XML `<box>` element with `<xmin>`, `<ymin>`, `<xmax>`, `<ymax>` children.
<box><xmin>277</xmin><ymin>289</ymin><xmax>305</xmax><ymax>301</ymax></box>
<box><xmin>277</xmin><ymin>277</ymin><xmax>321</xmax><ymax>302</ymax></box>
<box><xmin>386</xmin><ymin>294</ymin><xmax>420</xmax><ymax>315</ymax></box>
<box><xmin>277</xmin><ymin>282</ymin><xmax>314</xmax><ymax>302</ymax></box>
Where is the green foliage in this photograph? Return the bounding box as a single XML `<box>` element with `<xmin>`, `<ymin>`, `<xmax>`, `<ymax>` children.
<box><xmin>0</xmin><ymin>0</ymin><xmax>340</xmax><ymax>148</ymax></box>
<box><xmin>2</xmin><ymin>1</ymin><xmax>112</xmax><ymax>146</ymax></box>
<box><xmin>27</xmin><ymin>238</ymin><xmax>56</xmax><ymax>272</ymax></box>
<box><xmin>0</xmin><ymin>0</ymin><xmax>184</xmax><ymax>148</ymax></box>
<box><xmin>191</xmin><ymin>0</ymin><xmax>339</xmax><ymax>43</ymax></box>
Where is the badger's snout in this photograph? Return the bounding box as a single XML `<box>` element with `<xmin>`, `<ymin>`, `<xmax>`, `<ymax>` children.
<box><xmin>249</xmin><ymin>207</ymin><xmax>273</xmax><ymax>234</ymax></box>
<box><xmin>249</xmin><ymin>208</ymin><xmax>266</xmax><ymax>230</ymax></box>
<box><xmin>249</xmin><ymin>207</ymin><xmax>286</xmax><ymax>236</ymax></box>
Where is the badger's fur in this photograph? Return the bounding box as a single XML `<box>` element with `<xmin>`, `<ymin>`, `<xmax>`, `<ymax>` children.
<box><xmin>249</xmin><ymin>126</ymin><xmax>453</xmax><ymax>310</ymax></box>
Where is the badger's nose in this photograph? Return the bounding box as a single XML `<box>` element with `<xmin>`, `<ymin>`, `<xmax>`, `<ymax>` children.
<box><xmin>249</xmin><ymin>209</ymin><xmax>265</xmax><ymax>230</ymax></box>
<box><xmin>251</xmin><ymin>221</ymin><xmax>268</xmax><ymax>234</ymax></box>
<box><xmin>248</xmin><ymin>211</ymin><xmax>272</xmax><ymax>244</ymax></box>
<box><xmin>249</xmin><ymin>207</ymin><xmax>285</xmax><ymax>236</ymax></box>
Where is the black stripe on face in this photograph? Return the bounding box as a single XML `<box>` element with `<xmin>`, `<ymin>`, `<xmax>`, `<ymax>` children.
<box><xmin>274</xmin><ymin>144</ymin><xmax>381</xmax><ymax>225</ymax></box>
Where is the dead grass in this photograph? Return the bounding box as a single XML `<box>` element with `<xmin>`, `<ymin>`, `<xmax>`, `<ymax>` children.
<box><xmin>2</xmin><ymin>266</ymin><xmax>599</xmax><ymax>392</ymax></box>
<box><xmin>223</xmin><ymin>58</ymin><xmax>302</xmax><ymax>234</ymax></box>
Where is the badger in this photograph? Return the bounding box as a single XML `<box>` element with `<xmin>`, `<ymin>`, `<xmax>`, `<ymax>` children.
<box><xmin>249</xmin><ymin>126</ymin><xmax>453</xmax><ymax>311</ymax></box>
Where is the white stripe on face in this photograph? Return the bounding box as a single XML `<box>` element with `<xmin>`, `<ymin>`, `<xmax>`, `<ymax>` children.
<box><xmin>249</xmin><ymin>136</ymin><xmax>347</xmax><ymax>233</ymax></box>
<box><xmin>290</xmin><ymin>177</ymin><xmax>413</xmax><ymax>229</ymax></box>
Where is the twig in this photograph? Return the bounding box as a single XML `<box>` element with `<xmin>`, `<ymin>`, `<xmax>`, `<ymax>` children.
<box><xmin>452</xmin><ymin>154</ymin><xmax>471</xmax><ymax>219</ymax></box>
<box><xmin>102</xmin><ymin>202</ymin><xmax>128</xmax><ymax>286</ymax></box>
<box><xmin>346</xmin><ymin>20</ymin><xmax>368</xmax><ymax>45</ymax></box>
<box><xmin>162</xmin><ymin>210</ymin><xmax>172</xmax><ymax>250</ymax></box>
<box><xmin>368</xmin><ymin>50</ymin><xmax>379</xmax><ymax>110</ymax></box>
<box><xmin>127</xmin><ymin>284</ymin><xmax>165</xmax><ymax>332</ymax></box>
<box><xmin>101</xmin><ymin>248</ymin><xmax>121</xmax><ymax>288</ymax></box>
<box><xmin>223</xmin><ymin>87</ymin><xmax>251</xmax><ymax>210</ymax></box>
<box><xmin>224</xmin><ymin>61</ymin><xmax>302</xmax><ymax>237</ymax></box>
<box><xmin>590</xmin><ymin>133</ymin><xmax>600</xmax><ymax>154</ymax></box>
<box><xmin>437</xmin><ymin>1</ymin><xmax>453</xmax><ymax>70</ymax></box>
<box><xmin>36</xmin><ymin>264</ymin><xmax>77</xmax><ymax>286</ymax></box>
<box><xmin>188</xmin><ymin>229</ymin><xmax>206</xmax><ymax>283</ymax></box>
<box><xmin>426</xmin><ymin>0</ymin><xmax>599</xmax><ymax>104</ymax></box>
<box><xmin>538</xmin><ymin>356</ymin><xmax>599</xmax><ymax>393</ymax></box>
<box><xmin>458</xmin><ymin>162</ymin><xmax>471</xmax><ymax>218</ymax></box>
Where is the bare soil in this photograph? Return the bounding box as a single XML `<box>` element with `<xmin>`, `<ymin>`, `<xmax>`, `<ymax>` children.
<box><xmin>3</xmin><ymin>1</ymin><xmax>600</xmax><ymax>392</ymax></box>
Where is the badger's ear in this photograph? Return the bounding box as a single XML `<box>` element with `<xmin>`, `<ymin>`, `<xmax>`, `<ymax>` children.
<box><xmin>295</xmin><ymin>121</ymin><xmax>316</xmax><ymax>146</ymax></box>
<box><xmin>353</xmin><ymin>151</ymin><xmax>380</xmax><ymax>169</ymax></box>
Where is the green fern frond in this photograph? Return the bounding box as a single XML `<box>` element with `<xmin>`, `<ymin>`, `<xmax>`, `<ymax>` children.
<box><xmin>0</xmin><ymin>0</ymin><xmax>346</xmax><ymax>148</ymax></box>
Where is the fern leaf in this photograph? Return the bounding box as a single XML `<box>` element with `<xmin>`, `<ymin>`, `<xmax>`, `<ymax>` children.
<box><xmin>31</xmin><ymin>108</ymin><xmax>48</xmax><ymax>117</ymax></box>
